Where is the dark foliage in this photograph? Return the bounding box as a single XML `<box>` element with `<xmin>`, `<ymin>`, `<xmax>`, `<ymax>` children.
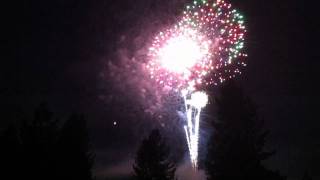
<box><xmin>0</xmin><ymin>124</ymin><xmax>21</xmax><ymax>179</ymax></box>
<box><xmin>19</xmin><ymin>104</ymin><xmax>59</xmax><ymax>180</ymax></box>
<box><xmin>205</xmin><ymin>80</ymin><xmax>285</xmax><ymax>180</ymax></box>
<box><xmin>57</xmin><ymin>114</ymin><xmax>94</xmax><ymax>180</ymax></box>
<box><xmin>133</xmin><ymin>129</ymin><xmax>176</xmax><ymax>180</ymax></box>
<box><xmin>302</xmin><ymin>171</ymin><xmax>313</xmax><ymax>180</ymax></box>
<box><xmin>0</xmin><ymin>103</ymin><xmax>94</xmax><ymax>180</ymax></box>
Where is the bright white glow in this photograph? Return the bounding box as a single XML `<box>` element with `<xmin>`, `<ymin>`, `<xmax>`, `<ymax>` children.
<box><xmin>190</xmin><ymin>92</ymin><xmax>208</xmax><ymax>108</ymax></box>
<box><xmin>182</xmin><ymin>90</ymin><xmax>208</xmax><ymax>168</ymax></box>
<box><xmin>159</xmin><ymin>35</ymin><xmax>207</xmax><ymax>74</ymax></box>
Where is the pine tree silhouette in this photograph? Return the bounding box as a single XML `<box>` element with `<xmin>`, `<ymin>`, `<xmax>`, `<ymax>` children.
<box><xmin>302</xmin><ymin>171</ymin><xmax>312</xmax><ymax>180</ymax></box>
<box><xmin>57</xmin><ymin>114</ymin><xmax>94</xmax><ymax>180</ymax></box>
<box><xmin>0</xmin><ymin>124</ymin><xmax>21</xmax><ymax>179</ymax></box>
<box><xmin>133</xmin><ymin>129</ymin><xmax>176</xmax><ymax>180</ymax></box>
<box><xmin>205</xmin><ymin>80</ymin><xmax>285</xmax><ymax>180</ymax></box>
<box><xmin>20</xmin><ymin>103</ymin><xmax>59</xmax><ymax>180</ymax></box>
<box><xmin>0</xmin><ymin>103</ymin><xmax>94</xmax><ymax>180</ymax></box>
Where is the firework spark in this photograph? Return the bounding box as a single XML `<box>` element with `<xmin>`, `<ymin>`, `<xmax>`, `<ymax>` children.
<box><xmin>147</xmin><ymin>0</ymin><xmax>246</xmax><ymax>168</ymax></box>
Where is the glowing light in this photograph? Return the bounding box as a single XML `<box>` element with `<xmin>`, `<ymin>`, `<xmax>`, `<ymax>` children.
<box><xmin>159</xmin><ymin>35</ymin><xmax>208</xmax><ymax>74</ymax></box>
<box><xmin>190</xmin><ymin>91</ymin><xmax>208</xmax><ymax>108</ymax></box>
<box><xmin>147</xmin><ymin>0</ymin><xmax>247</xmax><ymax>168</ymax></box>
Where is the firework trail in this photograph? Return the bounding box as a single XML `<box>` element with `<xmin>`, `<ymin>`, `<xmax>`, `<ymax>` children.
<box><xmin>182</xmin><ymin>91</ymin><xmax>208</xmax><ymax>168</ymax></box>
<box><xmin>147</xmin><ymin>0</ymin><xmax>246</xmax><ymax>168</ymax></box>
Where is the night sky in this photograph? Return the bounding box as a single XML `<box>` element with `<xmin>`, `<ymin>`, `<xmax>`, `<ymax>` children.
<box><xmin>2</xmin><ymin>0</ymin><xmax>319</xmax><ymax>180</ymax></box>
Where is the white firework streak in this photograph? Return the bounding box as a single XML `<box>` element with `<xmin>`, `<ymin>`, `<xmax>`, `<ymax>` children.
<box><xmin>182</xmin><ymin>90</ymin><xmax>208</xmax><ymax>168</ymax></box>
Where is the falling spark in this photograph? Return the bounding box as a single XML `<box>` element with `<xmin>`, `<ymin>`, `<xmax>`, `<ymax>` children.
<box><xmin>183</xmin><ymin>91</ymin><xmax>208</xmax><ymax>168</ymax></box>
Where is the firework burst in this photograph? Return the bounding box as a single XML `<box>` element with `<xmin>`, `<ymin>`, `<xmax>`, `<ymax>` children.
<box><xmin>147</xmin><ymin>0</ymin><xmax>246</xmax><ymax>90</ymax></box>
<box><xmin>146</xmin><ymin>0</ymin><xmax>247</xmax><ymax>168</ymax></box>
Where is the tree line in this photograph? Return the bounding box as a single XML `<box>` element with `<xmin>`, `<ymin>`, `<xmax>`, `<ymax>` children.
<box><xmin>0</xmin><ymin>103</ymin><xmax>94</xmax><ymax>180</ymax></box>
<box><xmin>0</xmin><ymin>81</ymin><xmax>312</xmax><ymax>180</ymax></box>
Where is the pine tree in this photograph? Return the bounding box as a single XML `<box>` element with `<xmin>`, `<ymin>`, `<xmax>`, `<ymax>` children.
<box><xmin>302</xmin><ymin>171</ymin><xmax>312</xmax><ymax>180</ymax></box>
<box><xmin>0</xmin><ymin>103</ymin><xmax>94</xmax><ymax>180</ymax></box>
<box><xmin>20</xmin><ymin>103</ymin><xmax>59</xmax><ymax>180</ymax></box>
<box><xmin>0</xmin><ymin>124</ymin><xmax>21</xmax><ymax>179</ymax></box>
<box><xmin>133</xmin><ymin>129</ymin><xmax>176</xmax><ymax>180</ymax></box>
<box><xmin>57</xmin><ymin>114</ymin><xmax>94</xmax><ymax>180</ymax></box>
<box><xmin>205</xmin><ymin>80</ymin><xmax>285</xmax><ymax>180</ymax></box>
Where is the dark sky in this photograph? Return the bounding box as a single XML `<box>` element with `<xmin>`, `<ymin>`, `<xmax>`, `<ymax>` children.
<box><xmin>2</xmin><ymin>0</ymin><xmax>319</xmax><ymax>179</ymax></box>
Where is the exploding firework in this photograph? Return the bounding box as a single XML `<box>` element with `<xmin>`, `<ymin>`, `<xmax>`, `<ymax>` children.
<box><xmin>148</xmin><ymin>25</ymin><xmax>212</xmax><ymax>90</ymax></box>
<box><xmin>147</xmin><ymin>0</ymin><xmax>246</xmax><ymax>90</ymax></box>
<box><xmin>147</xmin><ymin>0</ymin><xmax>246</xmax><ymax>168</ymax></box>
